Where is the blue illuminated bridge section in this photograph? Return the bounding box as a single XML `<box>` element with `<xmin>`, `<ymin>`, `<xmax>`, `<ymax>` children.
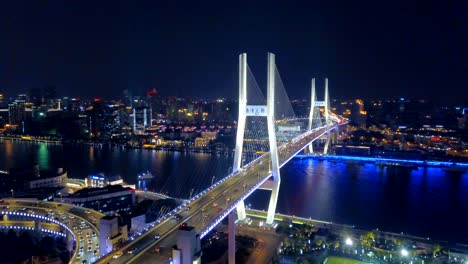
<box><xmin>96</xmin><ymin>122</ymin><xmax>346</xmax><ymax>264</ymax></box>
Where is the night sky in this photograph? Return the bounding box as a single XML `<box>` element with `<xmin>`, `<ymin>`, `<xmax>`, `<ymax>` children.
<box><xmin>0</xmin><ymin>1</ymin><xmax>467</xmax><ymax>103</ymax></box>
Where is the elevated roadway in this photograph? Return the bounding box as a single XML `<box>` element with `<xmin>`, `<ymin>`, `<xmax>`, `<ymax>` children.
<box><xmin>1</xmin><ymin>199</ymin><xmax>104</xmax><ymax>264</ymax></box>
<box><xmin>96</xmin><ymin>123</ymin><xmax>345</xmax><ymax>264</ymax></box>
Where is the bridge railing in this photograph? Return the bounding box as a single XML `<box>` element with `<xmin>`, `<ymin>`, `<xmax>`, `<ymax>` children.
<box><xmin>200</xmin><ymin>123</ymin><xmax>340</xmax><ymax>237</ymax></box>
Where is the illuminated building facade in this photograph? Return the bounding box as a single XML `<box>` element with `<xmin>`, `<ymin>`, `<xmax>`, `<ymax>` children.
<box><xmin>56</xmin><ymin>185</ymin><xmax>135</xmax><ymax>215</ymax></box>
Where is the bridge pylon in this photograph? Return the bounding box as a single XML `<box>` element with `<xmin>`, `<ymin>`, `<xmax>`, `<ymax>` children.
<box><xmin>233</xmin><ymin>53</ymin><xmax>281</xmax><ymax>226</ymax></box>
<box><xmin>233</xmin><ymin>53</ymin><xmax>248</xmax><ymax>221</ymax></box>
<box><xmin>308</xmin><ymin>78</ymin><xmax>332</xmax><ymax>154</ymax></box>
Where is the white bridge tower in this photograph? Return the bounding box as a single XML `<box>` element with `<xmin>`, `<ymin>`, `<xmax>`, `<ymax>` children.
<box><xmin>233</xmin><ymin>53</ymin><xmax>280</xmax><ymax>226</ymax></box>
<box><xmin>308</xmin><ymin>78</ymin><xmax>332</xmax><ymax>154</ymax></box>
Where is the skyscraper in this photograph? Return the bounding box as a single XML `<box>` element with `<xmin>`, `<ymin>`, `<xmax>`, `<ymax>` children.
<box><xmin>8</xmin><ymin>101</ymin><xmax>26</xmax><ymax>125</ymax></box>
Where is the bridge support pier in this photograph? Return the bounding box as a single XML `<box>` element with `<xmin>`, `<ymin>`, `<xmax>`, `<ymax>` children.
<box><xmin>228</xmin><ymin>211</ymin><xmax>236</xmax><ymax>264</ymax></box>
<box><xmin>324</xmin><ymin>131</ymin><xmax>331</xmax><ymax>154</ymax></box>
<box><xmin>236</xmin><ymin>201</ymin><xmax>246</xmax><ymax>221</ymax></box>
<box><xmin>265</xmin><ymin>176</ymin><xmax>280</xmax><ymax>225</ymax></box>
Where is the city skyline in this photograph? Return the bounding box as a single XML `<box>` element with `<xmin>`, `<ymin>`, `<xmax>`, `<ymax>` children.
<box><xmin>0</xmin><ymin>1</ymin><xmax>466</xmax><ymax>103</ymax></box>
<box><xmin>0</xmin><ymin>2</ymin><xmax>467</xmax><ymax>262</ymax></box>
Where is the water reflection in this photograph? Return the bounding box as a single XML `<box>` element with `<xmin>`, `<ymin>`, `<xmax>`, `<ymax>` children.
<box><xmin>37</xmin><ymin>144</ymin><xmax>49</xmax><ymax>169</ymax></box>
<box><xmin>0</xmin><ymin>141</ymin><xmax>466</xmax><ymax>243</ymax></box>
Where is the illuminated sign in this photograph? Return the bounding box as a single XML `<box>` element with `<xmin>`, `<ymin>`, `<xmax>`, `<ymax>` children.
<box><xmin>90</xmin><ymin>176</ymin><xmax>105</xmax><ymax>181</ymax></box>
<box><xmin>314</xmin><ymin>101</ymin><xmax>325</xmax><ymax>107</ymax></box>
<box><xmin>245</xmin><ymin>105</ymin><xmax>267</xmax><ymax>116</ymax></box>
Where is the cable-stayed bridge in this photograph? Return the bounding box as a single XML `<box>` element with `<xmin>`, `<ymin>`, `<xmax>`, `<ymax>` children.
<box><xmin>95</xmin><ymin>53</ymin><xmax>347</xmax><ymax>264</ymax></box>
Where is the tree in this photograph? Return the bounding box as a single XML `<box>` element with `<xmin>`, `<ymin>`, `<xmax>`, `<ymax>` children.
<box><xmin>361</xmin><ymin>232</ymin><xmax>376</xmax><ymax>247</ymax></box>
<box><xmin>334</xmin><ymin>240</ymin><xmax>340</xmax><ymax>249</ymax></box>
<box><xmin>315</xmin><ymin>239</ymin><xmax>323</xmax><ymax>247</ymax></box>
<box><xmin>432</xmin><ymin>244</ymin><xmax>441</xmax><ymax>257</ymax></box>
<box><xmin>393</xmin><ymin>238</ymin><xmax>403</xmax><ymax>246</ymax></box>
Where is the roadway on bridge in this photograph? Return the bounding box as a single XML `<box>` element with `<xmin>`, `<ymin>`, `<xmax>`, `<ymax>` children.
<box><xmin>1</xmin><ymin>199</ymin><xmax>104</xmax><ymax>264</ymax></box>
<box><xmin>96</xmin><ymin>124</ymin><xmax>338</xmax><ymax>264</ymax></box>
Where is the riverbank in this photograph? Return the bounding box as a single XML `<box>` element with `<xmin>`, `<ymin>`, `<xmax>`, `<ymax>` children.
<box><xmin>0</xmin><ymin>135</ymin><xmax>61</xmax><ymax>144</ymax></box>
<box><xmin>245</xmin><ymin>209</ymin><xmax>468</xmax><ymax>263</ymax></box>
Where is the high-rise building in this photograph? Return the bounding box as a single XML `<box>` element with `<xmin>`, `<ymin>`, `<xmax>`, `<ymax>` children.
<box><xmin>207</xmin><ymin>99</ymin><xmax>235</xmax><ymax>123</ymax></box>
<box><xmin>351</xmin><ymin>99</ymin><xmax>367</xmax><ymax>128</ymax></box>
<box><xmin>43</xmin><ymin>85</ymin><xmax>57</xmax><ymax>108</ymax></box>
<box><xmin>166</xmin><ymin>97</ymin><xmax>179</xmax><ymax>121</ymax></box>
<box><xmin>0</xmin><ymin>93</ymin><xmax>5</xmax><ymax>109</ymax></box>
<box><xmin>90</xmin><ymin>98</ymin><xmax>104</xmax><ymax>137</ymax></box>
<box><xmin>147</xmin><ymin>89</ymin><xmax>163</xmax><ymax>119</ymax></box>
<box><xmin>8</xmin><ymin>101</ymin><xmax>26</xmax><ymax>125</ymax></box>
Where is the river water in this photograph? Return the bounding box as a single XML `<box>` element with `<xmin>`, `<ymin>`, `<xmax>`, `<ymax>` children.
<box><xmin>1</xmin><ymin>140</ymin><xmax>467</xmax><ymax>243</ymax></box>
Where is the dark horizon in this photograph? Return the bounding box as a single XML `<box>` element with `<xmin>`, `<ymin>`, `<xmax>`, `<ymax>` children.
<box><xmin>0</xmin><ymin>1</ymin><xmax>467</xmax><ymax>104</ymax></box>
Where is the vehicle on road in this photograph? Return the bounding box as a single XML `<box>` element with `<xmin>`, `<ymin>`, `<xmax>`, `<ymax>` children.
<box><xmin>172</xmin><ymin>214</ymin><xmax>182</xmax><ymax>220</ymax></box>
<box><xmin>112</xmin><ymin>252</ymin><xmax>123</xmax><ymax>259</ymax></box>
<box><xmin>127</xmin><ymin>247</ymin><xmax>137</xmax><ymax>254</ymax></box>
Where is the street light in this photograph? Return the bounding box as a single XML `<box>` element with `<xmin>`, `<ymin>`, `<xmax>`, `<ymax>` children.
<box><xmin>401</xmin><ymin>249</ymin><xmax>409</xmax><ymax>257</ymax></box>
<box><xmin>345</xmin><ymin>237</ymin><xmax>353</xmax><ymax>246</ymax></box>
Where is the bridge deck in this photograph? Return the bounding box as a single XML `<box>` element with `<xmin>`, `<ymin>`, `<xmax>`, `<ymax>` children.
<box><xmin>96</xmin><ymin>124</ymin><xmax>342</xmax><ymax>264</ymax></box>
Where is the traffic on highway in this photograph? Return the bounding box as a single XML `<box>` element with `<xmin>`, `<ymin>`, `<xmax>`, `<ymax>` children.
<box><xmin>1</xmin><ymin>199</ymin><xmax>103</xmax><ymax>264</ymax></box>
<box><xmin>96</xmin><ymin>124</ymin><xmax>342</xmax><ymax>264</ymax></box>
